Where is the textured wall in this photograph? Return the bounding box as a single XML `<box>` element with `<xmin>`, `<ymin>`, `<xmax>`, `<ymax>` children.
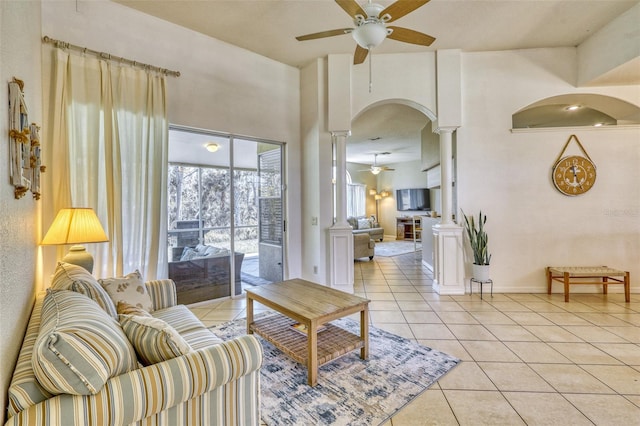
<box><xmin>0</xmin><ymin>1</ymin><xmax>43</xmax><ymax>423</ymax></box>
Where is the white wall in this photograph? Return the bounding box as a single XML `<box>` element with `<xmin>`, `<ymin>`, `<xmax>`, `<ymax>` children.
<box><xmin>40</xmin><ymin>0</ymin><xmax>302</xmax><ymax>281</ymax></box>
<box><xmin>459</xmin><ymin>48</ymin><xmax>640</xmax><ymax>292</ymax></box>
<box><xmin>0</xmin><ymin>2</ymin><xmax>43</xmax><ymax>422</ymax></box>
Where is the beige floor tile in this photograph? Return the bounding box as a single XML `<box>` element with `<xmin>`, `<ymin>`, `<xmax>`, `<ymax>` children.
<box><xmin>388</xmin><ymin>285</ymin><xmax>418</xmax><ymax>293</ymax></box>
<box><xmin>580</xmin><ymin>365</ymin><xmax>640</xmax><ymax>394</ymax></box>
<box><xmin>366</xmin><ymin>292</ymin><xmax>397</xmax><ymax>301</ymax></box>
<box><xmin>470</xmin><ymin>311</ymin><xmax>517</xmax><ymax>325</ymax></box>
<box><xmin>576</xmin><ymin>312</ymin><xmax>632</xmax><ymax>326</ymax></box>
<box><xmin>523</xmin><ymin>325</ymin><xmax>584</xmax><ymax>342</ymax></box>
<box><xmin>390</xmin><ymin>389</ymin><xmax>458</xmax><ymax>426</ymax></box>
<box><xmin>563</xmin><ymin>393</ymin><xmax>640</xmax><ymax>425</ymax></box>
<box><xmin>402</xmin><ymin>311</ymin><xmax>441</xmax><ymax>323</ymax></box>
<box><xmin>519</xmin><ymin>301</ymin><xmax>569</xmax><ymax>312</ymax></box>
<box><xmin>442</xmin><ymin>390</ymin><xmax>525</xmax><ymax>425</ymax></box>
<box><xmin>376</xmin><ymin>323</ymin><xmax>415</xmax><ymax>340</ymax></box>
<box><xmin>603</xmin><ymin>326</ymin><xmax>640</xmax><ymax>343</ymax></box>
<box><xmin>438</xmin><ymin>362</ymin><xmax>496</xmax><ymax>390</ymax></box>
<box><xmin>504</xmin><ymin>311</ymin><xmax>555</xmax><ymax>326</ymax></box>
<box><xmin>397</xmin><ymin>300</ymin><xmax>432</xmax><ymax>311</ymax></box>
<box><xmin>539</xmin><ymin>312</ymin><xmax>593</xmax><ymax>325</ymax></box>
<box><xmin>435</xmin><ymin>311</ymin><xmax>480</xmax><ymax>324</ymax></box>
<box><xmin>370</xmin><ymin>310</ymin><xmax>405</xmax><ymax>324</ymax></box>
<box><xmin>419</xmin><ymin>339</ymin><xmax>473</xmax><ymax>361</ymax></box>
<box><xmin>409</xmin><ymin>323</ymin><xmax>456</xmax><ymax>340</ymax></box>
<box><xmin>460</xmin><ymin>341</ymin><xmax>520</xmax><ymax>362</ymax></box>
<box><xmin>455</xmin><ymin>301</ymin><xmax>499</xmax><ymax>312</ymax></box>
<box><xmin>478</xmin><ymin>362</ymin><xmax>554</xmax><ymax>392</ymax></box>
<box><xmin>427</xmin><ymin>301</ymin><xmax>465</xmax><ymax>312</ymax></box>
<box><xmin>502</xmin><ymin>392</ymin><xmax>593</xmax><ymax>426</ymax></box>
<box><xmin>447</xmin><ymin>324</ymin><xmax>497</xmax><ymax>341</ymax></box>
<box><xmin>364</xmin><ymin>284</ymin><xmax>392</xmax><ymax>293</ymax></box>
<box><xmin>548</xmin><ymin>342</ymin><xmax>623</xmax><ymax>364</ymax></box>
<box><xmin>369</xmin><ymin>300</ymin><xmax>401</xmax><ymax>311</ymax></box>
<box><xmin>202</xmin><ymin>309</ymin><xmax>244</xmax><ymax>321</ymax></box>
<box><xmin>483</xmin><ymin>324</ymin><xmax>540</xmax><ymax>341</ymax></box>
<box><xmin>610</xmin><ymin>313</ymin><xmax>640</xmax><ymax>326</ymax></box>
<box><xmin>392</xmin><ymin>292</ymin><xmax>425</xmax><ymax>301</ymax></box>
<box><xmin>562</xmin><ymin>325</ymin><xmax>629</xmax><ymax>342</ymax></box>
<box><xmin>529</xmin><ymin>363</ymin><xmax>615</xmax><ymax>393</ymax></box>
<box><xmin>486</xmin><ymin>301</ymin><xmax>531</xmax><ymax>312</ymax></box>
<box><xmin>593</xmin><ymin>343</ymin><xmax>640</xmax><ymax>365</ymax></box>
<box><xmin>504</xmin><ymin>341</ymin><xmax>571</xmax><ymax>363</ymax></box>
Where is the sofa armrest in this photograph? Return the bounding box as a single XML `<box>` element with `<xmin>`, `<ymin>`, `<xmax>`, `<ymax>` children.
<box><xmin>5</xmin><ymin>335</ymin><xmax>263</xmax><ymax>426</ymax></box>
<box><xmin>145</xmin><ymin>279</ymin><xmax>178</xmax><ymax>311</ymax></box>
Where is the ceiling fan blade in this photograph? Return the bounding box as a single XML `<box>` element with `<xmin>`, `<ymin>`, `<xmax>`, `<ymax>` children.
<box><xmin>296</xmin><ymin>28</ymin><xmax>352</xmax><ymax>41</ymax></box>
<box><xmin>354</xmin><ymin>44</ymin><xmax>368</xmax><ymax>65</ymax></box>
<box><xmin>335</xmin><ymin>0</ymin><xmax>366</xmax><ymax>19</ymax></box>
<box><xmin>387</xmin><ymin>26</ymin><xmax>436</xmax><ymax>46</ymax></box>
<box><xmin>380</xmin><ymin>0</ymin><xmax>430</xmax><ymax>23</ymax></box>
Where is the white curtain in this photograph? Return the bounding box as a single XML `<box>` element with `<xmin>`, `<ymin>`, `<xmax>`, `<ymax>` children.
<box><xmin>48</xmin><ymin>49</ymin><xmax>168</xmax><ymax>279</ymax></box>
<box><xmin>347</xmin><ymin>183</ymin><xmax>366</xmax><ymax>218</ymax></box>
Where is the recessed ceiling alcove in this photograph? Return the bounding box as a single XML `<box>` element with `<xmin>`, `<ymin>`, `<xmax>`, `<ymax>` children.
<box><xmin>512</xmin><ymin>94</ymin><xmax>640</xmax><ymax>129</ymax></box>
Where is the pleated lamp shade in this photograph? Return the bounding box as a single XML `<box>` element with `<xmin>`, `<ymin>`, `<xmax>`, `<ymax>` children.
<box><xmin>41</xmin><ymin>208</ymin><xmax>109</xmax><ymax>273</ymax></box>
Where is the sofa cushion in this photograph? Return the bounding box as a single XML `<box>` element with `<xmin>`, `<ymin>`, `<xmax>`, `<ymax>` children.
<box><xmin>117</xmin><ymin>300</ymin><xmax>152</xmax><ymax>317</ymax></box>
<box><xmin>119</xmin><ymin>314</ymin><xmax>192</xmax><ymax>365</ymax></box>
<box><xmin>7</xmin><ymin>296</ymin><xmax>53</xmax><ymax>417</ymax></box>
<box><xmin>99</xmin><ymin>270</ymin><xmax>153</xmax><ymax>312</ymax></box>
<box><xmin>181</xmin><ymin>328</ymin><xmax>224</xmax><ymax>350</ymax></box>
<box><xmin>32</xmin><ymin>289</ymin><xmax>138</xmax><ymax>395</ymax></box>
<box><xmin>152</xmin><ymin>304</ymin><xmax>206</xmax><ymax>334</ymax></box>
<box><xmin>50</xmin><ymin>262</ymin><xmax>117</xmax><ymax>319</ymax></box>
<box><xmin>180</xmin><ymin>247</ymin><xmax>199</xmax><ymax>261</ymax></box>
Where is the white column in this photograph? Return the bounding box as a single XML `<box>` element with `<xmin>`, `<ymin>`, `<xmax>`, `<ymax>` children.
<box><xmin>439</xmin><ymin>128</ymin><xmax>455</xmax><ymax>224</ymax></box>
<box><xmin>432</xmin><ymin>126</ymin><xmax>465</xmax><ymax>295</ymax></box>
<box><xmin>328</xmin><ymin>131</ymin><xmax>354</xmax><ymax>293</ymax></box>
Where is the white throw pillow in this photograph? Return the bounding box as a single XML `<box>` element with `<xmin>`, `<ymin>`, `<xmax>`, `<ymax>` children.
<box><xmin>99</xmin><ymin>270</ymin><xmax>153</xmax><ymax>312</ymax></box>
<box><xmin>357</xmin><ymin>218</ymin><xmax>372</xmax><ymax>229</ymax></box>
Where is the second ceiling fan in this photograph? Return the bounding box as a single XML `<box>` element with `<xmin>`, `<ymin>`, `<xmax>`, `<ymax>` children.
<box><xmin>296</xmin><ymin>0</ymin><xmax>436</xmax><ymax>65</ymax></box>
<box><xmin>361</xmin><ymin>153</ymin><xmax>395</xmax><ymax>175</ymax></box>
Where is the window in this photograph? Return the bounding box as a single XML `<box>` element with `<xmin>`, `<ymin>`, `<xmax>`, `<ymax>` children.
<box><xmin>347</xmin><ymin>183</ymin><xmax>366</xmax><ymax>218</ymax></box>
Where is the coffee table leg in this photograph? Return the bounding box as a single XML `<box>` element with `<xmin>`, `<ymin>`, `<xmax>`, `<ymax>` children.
<box><xmin>360</xmin><ymin>305</ymin><xmax>369</xmax><ymax>360</ymax></box>
<box><xmin>308</xmin><ymin>322</ymin><xmax>318</xmax><ymax>386</ymax></box>
<box><xmin>246</xmin><ymin>296</ymin><xmax>254</xmax><ymax>335</ymax></box>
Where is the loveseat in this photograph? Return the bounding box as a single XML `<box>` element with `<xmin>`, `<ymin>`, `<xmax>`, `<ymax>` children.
<box><xmin>5</xmin><ymin>262</ymin><xmax>262</xmax><ymax>426</ymax></box>
<box><xmin>347</xmin><ymin>216</ymin><xmax>384</xmax><ymax>242</ymax></box>
<box><xmin>354</xmin><ymin>233</ymin><xmax>375</xmax><ymax>260</ymax></box>
<box><xmin>168</xmin><ymin>244</ymin><xmax>244</xmax><ymax>304</ymax></box>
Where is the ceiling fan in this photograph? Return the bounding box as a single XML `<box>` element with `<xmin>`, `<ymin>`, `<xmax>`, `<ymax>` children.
<box><xmin>295</xmin><ymin>0</ymin><xmax>436</xmax><ymax>66</ymax></box>
<box><xmin>360</xmin><ymin>153</ymin><xmax>395</xmax><ymax>175</ymax></box>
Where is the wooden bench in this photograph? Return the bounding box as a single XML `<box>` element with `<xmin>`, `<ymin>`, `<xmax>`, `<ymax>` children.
<box><xmin>546</xmin><ymin>266</ymin><xmax>630</xmax><ymax>302</ymax></box>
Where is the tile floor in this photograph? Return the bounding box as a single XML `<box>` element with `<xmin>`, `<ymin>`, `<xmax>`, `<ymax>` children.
<box><xmin>190</xmin><ymin>252</ymin><xmax>640</xmax><ymax>425</ymax></box>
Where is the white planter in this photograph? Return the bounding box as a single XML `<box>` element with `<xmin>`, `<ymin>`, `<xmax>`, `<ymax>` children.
<box><xmin>472</xmin><ymin>264</ymin><xmax>491</xmax><ymax>281</ymax></box>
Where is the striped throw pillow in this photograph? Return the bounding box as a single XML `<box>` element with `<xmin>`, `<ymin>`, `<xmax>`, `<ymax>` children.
<box><xmin>50</xmin><ymin>262</ymin><xmax>118</xmax><ymax>319</ymax></box>
<box><xmin>119</xmin><ymin>314</ymin><xmax>192</xmax><ymax>365</ymax></box>
<box><xmin>32</xmin><ymin>290</ymin><xmax>138</xmax><ymax>395</ymax></box>
<box><xmin>116</xmin><ymin>301</ymin><xmax>152</xmax><ymax>317</ymax></box>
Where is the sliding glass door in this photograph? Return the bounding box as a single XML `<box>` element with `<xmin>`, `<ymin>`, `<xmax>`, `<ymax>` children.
<box><xmin>167</xmin><ymin>127</ymin><xmax>284</xmax><ymax>304</ymax></box>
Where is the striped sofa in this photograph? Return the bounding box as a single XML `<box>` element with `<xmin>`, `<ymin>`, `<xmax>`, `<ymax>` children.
<box><xmin>6</xmin><ymin>276</ymin><xmax>263</xmax><ymax>426</ymax></box>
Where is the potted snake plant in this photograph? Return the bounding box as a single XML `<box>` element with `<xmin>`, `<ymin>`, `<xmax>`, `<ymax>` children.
<box><xmin>461</xmin><ymin>210</ymin><xmax>492</xmax><ymax>281</ymax></box>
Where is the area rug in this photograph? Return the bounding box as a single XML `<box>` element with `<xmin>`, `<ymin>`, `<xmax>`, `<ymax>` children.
<box><xmin>210</xmin><ymin>312</ymin><xmax>460</xmax><ymax>426</ymax></box>
<box><xmin>375</xmin><ymin>241</ymin><xmax>421</xmax><ymax>257</ymax></box>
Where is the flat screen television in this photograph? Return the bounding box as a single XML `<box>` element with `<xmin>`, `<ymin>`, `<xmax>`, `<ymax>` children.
<box><xmin>396</xmin><ymin>188</ymin><xmax>430</xmax><ymax>211</ymax></box>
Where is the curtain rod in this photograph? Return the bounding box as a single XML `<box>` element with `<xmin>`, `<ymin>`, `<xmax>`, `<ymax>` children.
<box><xmin>42</xmin><ymin>36</ymin><xmax>180</xmax><ymax>77</ymax></box>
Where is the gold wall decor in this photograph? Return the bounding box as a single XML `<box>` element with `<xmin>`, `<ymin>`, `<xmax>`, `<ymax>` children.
<box><xmin>8</xmin><ymin>77</ymin><xmax>45</xmax><ymax>200</ymax></box>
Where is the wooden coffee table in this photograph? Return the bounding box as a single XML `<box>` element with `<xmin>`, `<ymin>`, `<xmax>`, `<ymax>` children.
<box><xmin>245</xmin><ymin>279</ymin><xmax>370</xmax><ymax>386</ymax></box>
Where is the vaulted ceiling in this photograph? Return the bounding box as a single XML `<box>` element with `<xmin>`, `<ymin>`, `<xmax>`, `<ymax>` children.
<box><xmin>114</xmin><ymin>0</ymin><xmax>639</xmax><ymax>166</ymax></box>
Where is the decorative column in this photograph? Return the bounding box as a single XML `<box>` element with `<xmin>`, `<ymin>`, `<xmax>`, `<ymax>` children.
<box><xmin>328</xmin><ymin>130</ymin><xmax>354</xmax><ymax>293</ymax></box>
<box><xmin>432</xmin><ymin>126</ymin><xmax>465</xmax><ymax>295</ymax></box>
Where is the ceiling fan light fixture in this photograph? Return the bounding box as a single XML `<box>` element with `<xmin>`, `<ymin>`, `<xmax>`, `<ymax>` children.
<box><xmin>371</xmin><ymin>166</ymin><xmax>382</xmax><ymax>175</ymax></box>
<box><xmin>352</xmin><ymin>22</ymin><xmax>388</xmax><ymax>49</ymax></box>
<box><xmin>205</xmin><ymin>143</ymin><xmax>220</xmax><ymax>152</ymax></box>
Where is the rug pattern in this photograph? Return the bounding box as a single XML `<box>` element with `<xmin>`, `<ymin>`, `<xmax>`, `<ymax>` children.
<box><xmin>211</xmin><ymin>313</ymin><xmax>460</xmax><ymax>426</ymax></box>
<box><xmin>374</xmin><ymin>241</ymin><xmax>422</xmax><ymax>257</ymax></box>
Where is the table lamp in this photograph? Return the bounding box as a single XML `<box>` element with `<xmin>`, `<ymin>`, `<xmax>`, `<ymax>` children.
<box><xmin>41</xmin><ymin>208</ymin><xmax>109</xmax><ymax>273</ymax></box>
